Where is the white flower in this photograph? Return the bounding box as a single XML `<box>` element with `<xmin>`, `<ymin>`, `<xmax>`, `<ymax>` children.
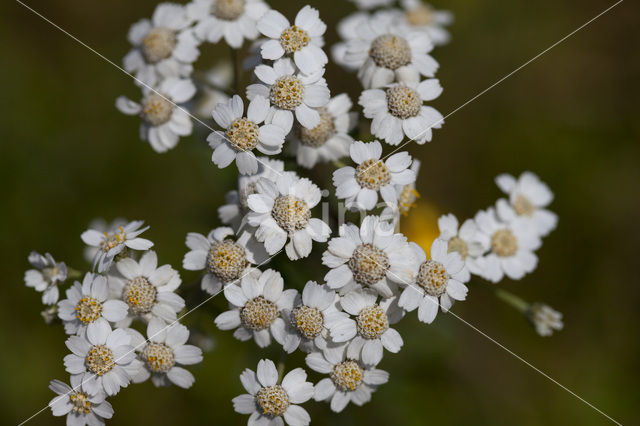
<box><xmin>380</xmin><ymin>158</ymin><xmax>422</xmax><ymax>224</ymax></box>
<box><xmin>360</xmin><ymin>79</ymin><xmax>444</xmax><ymax>145</ymax></box>
<box><xmin>58</xmin><ymin>273</ymin><xmax>128</xmax><ymax>336</ymax></box>
<box><xmin>335</xmin><ymin>289</ymin><xmax>404</xmax><ymax>366</ymax></box>
<box><xmin>247</xmin><ymin>58</ymin><xmax>330</xmax><ymax>131</ymax></box>
<box><xmin>215</xmin><ymin>269</ymin><xmax>296</xmax><ymax>347</ymax></box>
<box><xmin>247</xmin><ymin>173</ymin><xmax>331</xmax><ymax>260</ymax></box>
<box><xmin>397</xmin><ymin>0</ymin><xmax>454</xmax><ymax>46</ymax></box>
<box><xmin>495</xmin><ymin>171</ymin><xmax>558</xmax><ymax>237</ymax></box>
<box><xmin>108</xmin><ymin>251</ymin><xmax>184</xmax><ymax>325</ymax></box>
<box><xmin>81</xmin><ymin>220</ymin><xmax>154</xmax><ymax>273</ymax></box>
<box><xmin>182</xmin><ymin>227</ymin><xmax>264</xmax><ymax>295</ymax></box>
<box><xmin>290</xmin><ymin>93</ymin><xmax>355</xmax><ymax>169</ymax></box>
<box><xmin>123</xmin><ymin>3</ymin><xmax>198</xmax><ymax>86</ymax></box>
<box><xmin>232</xmin><ymin>359</ymin><xmax>314</xmax><ymax>426</ymax></box>
<box><xmin>24</xmin><ymin>251</ymin><xmax>67</xmax><ymax>305</ymax></box>
<box><xmin>344</xmin><ymin>16</ymin><xmax>438</xmax><ymax>88</ymax></box>
<box><xmin>82</xmin><ymin>218</ymin><xmax>128</xmax><ymax>264</ymax></box>
<box><xmin>63</xmin><ymin>321</ymin><xmax>135</xmax><ymax>396</ymax></box>
<box><xmin>208</xmin><ymin>95</ymin><xmax>287</xmax><ymax>175</ymax></box>
<box><xmin>474</xmin><ymin>207</ymin><xmax>541</xmax><ymax>283</ymax></box>
<box><xmin>323</xmin><ymin>215</ymin><xmax>418</xmax><ymax>298</ymax></box>
<box><xmin>306</xmin><ymin>344</ymin><xmax>389</xmax><ymax>413</ymax></box>
<box><xmin>190</xmin><ymin>0</ymin><xmax>269</xmax><ymax>48</ymax></box>
<box><xmin>398</xmin><ymin>239</ymin><xmax>469</xmax><ymax>323</ymax></box>
<box><xmin>192</xmin><ymin>61</ymin><xmax>232</xmax><ymax>119</ymax></box>
<box><xmin>436</xmin><ymin>213</ymin><xmax>489</xmax><ymax>276</ymax></box>
<box><xmin>48</xmin><ymin>376</ymin><xmax>113</xmax><ymax>426</ymax></box>
<box><xmin>127</xmin><ymin>318</ymin><xmax>203</xmax><ymax>388</ymax></box>
<box><xmin>349</xmin><ymin>0</ymin><xmax>394</xmax><ymax>10</ymax></box>
<box><xmin>333</xmin><ymin>140</ymin><xmax>415</xmax><ymax>211</ymax></box>
<box><xmin>116</xmin><ymin>78</ymin><xmax>196</xmax><ymax>153</ymax></box>
<box><xmin>332</xmin><ymin>12</ymin><xmax>370</xmax><ymax>70</ymax></box>
<box><xmin>276</xmin><ymin>281</ymin><xmax>352</xmax><ymax>353</ymax></box>
<box><xmin>257</xmin><ymin>5</ymin><xmax>328</xmax><ymax>74</ymax></box>
<box><xmin>527</xmin><ymin>303</ymin><xmax>563</xmax><ymax>337</ymax></box>
<box><xmin>218</xmin><ymin>158</ymin><xmax>286</xmax><ymax>230</ymax></box>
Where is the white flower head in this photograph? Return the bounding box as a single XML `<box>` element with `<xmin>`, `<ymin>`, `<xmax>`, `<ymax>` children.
<box><xmin>247</xmin><ymin>173</ymin><xmax>332</xmax><ymax>260</ymax></box>
<box><xmin>474</xmin><ymin>207</ymin><xmax>542</xmax><ymax>283</ymax></box>
<box><xmin>306</xmin><ymin>344</ymin><xmax>389</xmax><ymax>413</ymax></box>
<box><xmin>495</xmin><ymin>171</ymin><xmax>558</xmax><ymax>237</ymax></box>
<box><xmin>257</xmin><ymin>5</ymin><xmax>328</xmax><ymax>74</ymax></box>
<box><xmin>398</xmin><ymin>240</ymin><xmax>470</xmax><ymax>324</ymax></box>
<box><xmin>276</xmin><ymin>281</ymin><xmax>352</xmax><ymax>353</ymax></box>
<box><xmin>290</xmin><ymin>93</ymin><xmax>355</xmax><ymax>169</ymax></box>
<box><xmin>437</xmin><ymin>213</ymin><xmax>490</xmax><ymax>276</ymax></box>
<box><xmin>380</xmin><ymin>158</ymin><xmax>422</xmax><ymax>223</ymax></box>
<box><xmin>336</xmin><ymin>289</ymin><xmax>404</xmax><ymax>366</ymax></box>
<box><xmin>190</xmin><ymin>0</ymin><xmax>269</xmax><ymax>48</ymax></box>
<box><xmin>215</xmin><ymin>269</ymin><xmax>296</xmax><ymax>348</ymax></box>
<box><xmin>49</xmin><ymin>376</ymin><xmax>113</xmax><ymax>426</ymax></box>
<box><xmin>247</xmin><ymin>58</ymin><xmax>330</xmax><ymax>131</ymax></box>
<box><xmin>116</xmin><ymin>78</ymin><xmax>196</xmax><ymax>153</ymax></box>
<box><xmin>232</xmin><ymin>359</ymin><xmax>314</xmax><ymax>426</ymax></box>
<box><xmin>218</xmin><ymin>158</ymin><xmax>286</xmax><ymax>230</ymax></box>
<box><xmin>81</xmin><ymin>220</ymin><xmax>154</xmax><ymax>273</ymax></box>
<box><xmin>123</xmin><ymin>3</ymin><xmax>198</xmax><ymax>86</ymax></box>
<box><xmin>360</xmin><ymin>78</ymin><xmax>444</xmax><ymax>145</ymax></box>
<box><xmin>527</xmin><ymin>303</ymin><xmax>563</xmax><ymax>337</ymax></box>
<box><xmin>58</xmin><ymin>273</ymin><xmax>128</xmax><ymax>336</ymax></box>
<box><xmin>345</xmin><ymin>16</ymin><xmax>438</xmax><ymax>89</ymax></box>
<box><xmin>397</xmin><ymin>0</ymin><xmax>454</xmax><ymax>46</ymax></box>
<box><xmin>208</xmin><ymin>95</ymin><xmax>287</xmax><ymax>175</ymax></box>
<box><xmin>25</xmin><ymin>251</ymin><xmax>67</xmax><ymax>305</ymax></box>
<box><xmin>108</xmin><ymin>251</ymin><xmax>185</xmax><ymax>325</ymax></box>
<box><xmin>127</xmin><ymin>318</ymin><xmax>203</xmax><ymax>388</ymax></box>
<box><xmin>333</xmin><ymin>140</ymin><xmax>416</xmax><ymax>211</ymax></box>
<box><xmin>323</xmin><ymin>215</ymin><xmax>419</xmax><ymax>298</ymax></box>
<box><xmin>82</xmin><ymin>218</ymin><xmax>128</xmax><ymax>264</ymax></box>
<box><xmin>63</xmin><ymin>321</ymin><xmax>135</xmax><ymax>396</ymax></box>
<box><xmin>183</xmin><ymin>227</ymin><xmax>265</xmax><ymax>295</ymax></box>
<box><xmin>332</xmin><ymin>12</ymin><xmax>370</xmax><ymax>70</ymax></box>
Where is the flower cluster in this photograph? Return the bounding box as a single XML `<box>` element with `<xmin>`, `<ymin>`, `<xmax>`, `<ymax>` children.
<box><xmin>25</xmin><ymin>1</ymin><xmax>565</xmax><ymax>425</ymax></box>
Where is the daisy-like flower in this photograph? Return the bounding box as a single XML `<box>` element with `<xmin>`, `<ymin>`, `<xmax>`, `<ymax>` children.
<box><xmin>247</xmin><ymin>58</ymin><xmax>330</xmax><ymax>130</ymax></box>
<box><xmin>208</xmin><ymin>95</ymin><xmax>287</xmax><ymax>175</ymax></box>
<box><xmin>247</xmin><ymin>173</ymin><xmax>331</xmax><ymax>260</ymax></box>
<box><xmin>474</xmin><ymin>207</ymin><xmax>541</xmax><ymax>283</ymax></box>
<box><xmin>182</xmin><ymin>227</ymin><xmax>263</xmax><ymax>295</ymax></box>
<box><xmin>123</xmin><ymin>3</ymin><xmax>198</xmax><ymax>86</ymax></box>
<box><xmin>381</xmin><ymin>158</ymin><xmax>422</xmax><ymax>223</ymax></box>
<box><xmin>24</xmin><ymin>251</ymin><xmax>67</xmax><ymax>305</ymax></box>
<box><xmin>322</xmin><ymin>215</ymin><xmax>418</xmax><ymax>298</ymax></box>
<box><xmin>116</xmin><ymin>78</ymin><xmax>196</xmax><ymax>153</ymax></box>
<box><xmin>398</xmin><ymin>239</ymin><xmax>469</xmax><ymax>324</ymax></box>
<box><xmin>108</xmin><ymin>251</ymin><xmax>184</xmax><ymax>325</ymax></box>
<box><xmin>63</xmin><ymin>321</ymin><xmax>135</xmax><ymax>396</ymax></box>
<box><xmin>306</xmin><ymin>344</ymin><xmax>389</xmax><ymax>413</ymax></box>
<box><xmin>397</xmin><ymin>0</ymin><xmax>453</xmax><ymax>46</ymax></box>
<box><xmin>58</xmin><ymin>273</ymin><xmax>128</xmax><ymax>336</ymax></box>
<box><xmin>218</xmin><ymin>158</ymin><xmax>286</xmax><ymax>230</ymax></box>
<box><xmin>277</xmin><ymin>281</ymin><xmax>353</xmax><ymax>353</ymax></box>
<box><xmin>48</xmin><ymin>376</ymin><xmax>113</xmax><ymax>426</ymax></box>
<box><xmin>360</xmin><ymin>78</ymin><xmax>444</xmax><ymax>145</ymax></box>
<box><xmin>257</xmin><ymin>5</ymin><xmax>328</xmax><ymax>75</ymax></box>
<box><xmin>81</xmin><ymin>220</ymin><xmax>154</xmax><ymax>273</ymax></box>
<box><xmin>333</xmin><ymin>140</ymin><xmax>416</xmax><ymax>211</ymax></box>
<box><xmin>128</xmin><ymin>318</ymin><xmax>203</xmax><ymax>388</ymax></box>
<box><xmin>526</xmin><ymin>303</ymin><xmax>564</xmax><ymax>337</ymax></box>
<box><xmin>82</xmin><ymin>218</ymin><xmax>127</xmax><ymax>264</ymax></box>
<box><xmin>345</xmin><ymin>16</ymin><xmax>438</xmax><ymax>89</ymax></box>
<box><xmin>232</xmin><ymin>359</ymin><xmax>314</xmax><ymax>426</ymax></box>
<box><xmin>189</xmin><ymin>0</ymin><xmax>269</xmax><ymax>48</ymax></box>
<box><xmin>437</xmin><ymin>213</ymin><xmax>489</xmax><ymax>276</ymax></box>
<box><xmin>333</xmin><ymin>289</ymin><xmax>404</xmax><ymax>366</ymax></box>
<box><xmin>215</xmin><ymin>269</ymin><xmax>296</xmax><ymax>347</ymax></box>
<box><xmin>495</xmin><ymin>171</ymin><xmax>558</xmax><ymax>237</ymax></box>
<box><xmin>290</xmin><ymin>93</ymin><xmax>355</xmax><ymax>169</ymax></box>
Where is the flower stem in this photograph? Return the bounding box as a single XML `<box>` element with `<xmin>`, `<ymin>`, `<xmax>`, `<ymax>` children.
<box><xmin>66</xmin><ymin>267</ymin><xmax>83</xmax><ymax>280</ymax></box>
<box><xmin>276</xmin><ymin>352</ymin><xmax>287</xmax><ymax>383</ymax></box>
<box><xmin>494</xmin><ymin>287</ymin><xmax>529</xmax><ymax>313</ymax></box>
<box><xmin>332</xmin><ymin>160</ymin><xmax>347</xmax><ymax>169</ymax></box>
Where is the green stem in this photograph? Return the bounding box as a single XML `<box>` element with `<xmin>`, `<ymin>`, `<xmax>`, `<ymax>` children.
<box><xmin>494</xmin><ymin>287</ymin><xmax>529</xmax><ymax>313</ymax></box>
<box><xmin>66</xmin><ymin>267</ymin><xmax>83</xmax><ymax>280</ymax></box>
<box><xmin>276</xmin><ymin>352</ymin><xmax>287</xmax><ymax>383</ymax></box>
<box><xmin>332</xmin><ymin>160</ymin><xmax>347</xmax><ymax>169</ymax></box>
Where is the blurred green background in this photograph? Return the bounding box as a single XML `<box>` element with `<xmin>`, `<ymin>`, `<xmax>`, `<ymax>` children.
<box><xmin>2</xmin><ymin>0</ymin><xmax>639</xmax><ymax>424</ymax></box>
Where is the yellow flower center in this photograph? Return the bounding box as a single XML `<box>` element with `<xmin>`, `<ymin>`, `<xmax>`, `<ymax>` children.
<box><xmin>75</xmin><ymin>297</ymin><xmax>103</xmax><ymax>324</ymax></box>
<box><xmin>447</xmin><ymin>236</ymin><xmax>468</xmax><ymax>260</ymax></box>
<box><xmin>356</xmin><ymin>159</ymin><xmax>391</xmax><ymax>190</ymax></box>
<box><xmin>348</xmin><ymin>243</ymin><xmax>390</xmax><ymax>286</ymax></box>
<box><xmin>271</xmin><ymin>195</ymin><xmax>311</xmax><ymax>234</ymax></box>
<box><xmin>123</xmin><ymin>276</ymin><xmax>157</xmax><ymax>315</ymax></box>
<box><xmin>279</xmin><ymin>25</ymin><xmax>310</xmax><ymax>53</ymax></box>
<box><xmin>142</xmin><ymin>94</ymin><xmax>174</xmax><ymax>126</ymax></box>
<box><xmin>226</xmin><ymin>118</ymin><xmax>260</xmax><ymax>152</ymax></box>
<box><xmin>291</xmin><ymin>305</ymin><xmax>324</xmax><ymax>339</ymax></box>
<box><xmin>369</xmin><ymin>34</ymin><xmax>412</xmax><ymax>70</ymax></box>
<box><xmin>256</xmin><ymin>385</ymin><xmax>290</xmax><ymax>417</ymax></box>
<box><xmin>491</xmin><ymin>228</ymin><xmax>518</xmax><ymax>257</ymax></box>
<box><xmin>141</xmin><ymin>342</ymin><xmax>175</xmax><ymax>373</ymax></box>
<box><xmin>386</xmin><ymin>86</ymin><xmax>422</xmax><ymax>119</ymax></box>
<box><xmin>212</xmin><ymin>0</ymin><xmax>245</xmax><ymax>20</ymax></box>
<box><xmin>356</xmin><ymin>305</ymin><xmax>389</xmax><ymax>339</ymax></box>
<box><xmin>331</xmin><ymin>360</ymin><xmax>364</xmax><ymax>391</ymax></box>
<box><xmin>69</xmin><ymin>392</ymin><xmax>92</xmax><ymax>415</ymax></box>
<box><xmin>299</xmin><ymin>107</ymin><xmax>335</xmax><ymax>147</ymax></box>
<box><xmin>86</xmin><ymin>345</ymin><xmax>115</xmax><ymax>376</ymax></box>
<box><xmin>417</xmin><ymin>259</ymin><xmax>448</xmax><ymax>296</ymax></box>
<box><xmin>240</xmin><ymin>296</ymin><xmax>278</xmax><ymax>330</ymax></box>
<box><xmin>141</xmin><ymin>27</ymin><xmax>176</xmax><ymax>63</ymax></box>
<box><xmin>270</xmin><ymin>75</ymin><xmax>305</xmax><ymax>110</ymax></box>
<box><xmin>208</xmin><ymin>240</ymin><xmax>248</xmax><ymax>282</ymax></box>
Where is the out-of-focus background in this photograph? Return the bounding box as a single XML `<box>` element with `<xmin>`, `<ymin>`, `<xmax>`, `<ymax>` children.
<box><xmin>2</xmin><ymin>0</ymin><xmax>639</xmax><ymax>424</ymax></box>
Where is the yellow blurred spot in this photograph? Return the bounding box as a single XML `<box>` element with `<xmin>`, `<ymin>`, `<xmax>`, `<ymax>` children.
<box><xmin>400</xmin><ymin>200</ymin><xmax>440</xmax><ymax>258</ymax></box>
